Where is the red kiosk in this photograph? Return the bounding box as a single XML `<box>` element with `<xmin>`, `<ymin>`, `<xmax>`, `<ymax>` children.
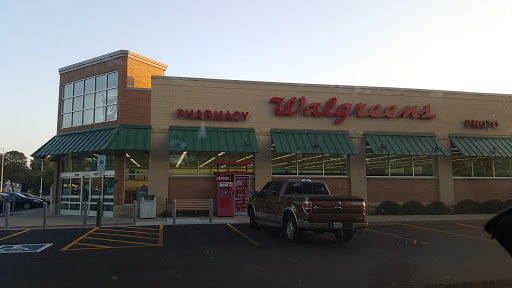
<box><xmin>216</xmin><ymin>161</ymin><xmax>252</xmax><ymax>217</ymax></box>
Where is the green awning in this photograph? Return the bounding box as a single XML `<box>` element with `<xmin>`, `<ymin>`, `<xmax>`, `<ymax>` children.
<box><xmin>450</xmin><ymin>135</ymin><xmax>512</xmax><ymax>157</ymax></box>
<box><xmin>270</xmin><ymin>130</ymin><xmax>358</xmax><ymax>154</ymax></box>
<box><xmin>32</xmin><ymin>125</ymin><xmax>152</xmax><ymax>158</ymax></box>
<box><xmin>365</xmin><ymin>132</ymin><xmax>449</xmax><ymax>156</ymax></box>
<box><xmin>169</xmin><ymin>127</ymin><xmax>259</xmax><ymax>153</ymax></box>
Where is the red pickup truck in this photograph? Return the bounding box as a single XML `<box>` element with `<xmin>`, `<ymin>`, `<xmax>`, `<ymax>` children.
<box><xmin>248</xmin><ymin>179</ymin><xmax>367</xmax><ymax>242</ymax></box>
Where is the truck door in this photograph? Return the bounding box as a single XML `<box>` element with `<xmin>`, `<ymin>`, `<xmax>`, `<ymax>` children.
<box><xmin>252</xmin><ymin>181</ymin><xmax>272</xmax><ymax>219</ymax></box>
<box><xmin>264</xmin><ymin>181</ymin><xmax>283</xmax><ymax>223</ymax></box>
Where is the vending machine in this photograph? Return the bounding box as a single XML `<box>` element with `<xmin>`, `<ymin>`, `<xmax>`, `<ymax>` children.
<box><xmin>216</xmin><ymin>161</ymin><xmax>252</xmax><ymax>217</ymax></box>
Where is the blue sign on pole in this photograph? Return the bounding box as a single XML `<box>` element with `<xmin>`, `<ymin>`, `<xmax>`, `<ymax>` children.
<box><xmin>97</xmin><ymin>155</ymin><xmax>106</xmax><ymax>175</ymax></box>
<box><xmin>0</xmin><ymin>244</ymin><xmax>53</xmax><ymax>253</ymax></box>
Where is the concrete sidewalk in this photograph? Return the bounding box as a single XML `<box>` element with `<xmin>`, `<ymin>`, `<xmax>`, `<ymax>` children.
<box><xmin>0</xmin><ymin>208</ymin><xmax>495</xmax><ymax>230</ymax></box>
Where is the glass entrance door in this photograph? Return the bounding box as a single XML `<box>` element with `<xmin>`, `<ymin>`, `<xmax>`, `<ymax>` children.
<box><xmin>60</xmin><ymin>173</ymin><xmax>115</xmax><ymax>217</ymax></box>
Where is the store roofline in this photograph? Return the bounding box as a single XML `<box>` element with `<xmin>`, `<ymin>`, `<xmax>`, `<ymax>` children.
<box><xmin>59</xmin><ymin>50</ymin><xmax>168</xmax><ymax>74</ymax></box>
<box><xmin>152</xmin><ymin>75</ymin><xmax>512</xmax><ymax>97</ymax></box>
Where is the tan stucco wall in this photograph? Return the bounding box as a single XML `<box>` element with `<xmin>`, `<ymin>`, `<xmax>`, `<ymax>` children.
<box><xmin>150</xmin><ymin>76</ymin><xmax>512</xmax><ymax>214</ymax></box>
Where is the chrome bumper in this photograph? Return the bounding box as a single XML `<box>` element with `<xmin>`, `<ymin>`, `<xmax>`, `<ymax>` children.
<box><xmin>297</xmin><ymin>220</ymin><xmax>368</xmax><ymax>230</ymax></box>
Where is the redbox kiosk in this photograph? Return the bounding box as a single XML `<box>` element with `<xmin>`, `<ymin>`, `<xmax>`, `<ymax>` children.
<box><xmin>216</xmin><ymin>161</ymin><xmax>252</xmax><ymax>217</ymax></box>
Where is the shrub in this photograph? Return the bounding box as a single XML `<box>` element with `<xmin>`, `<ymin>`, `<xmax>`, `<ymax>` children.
<box><xmin>480</xmin><ymin>200</ymin><xmax>506</xmax><ymax>214</ymax></box>
<box><xmin>505</xmin><ymin>199</ymin><xmax>512</xmax><ymax>208</ymax></box>
<box><xmin>454</xmin><ymin>199</ymin><xmax>482</xmax><ymax>214</ymax></box>
<box><xmin>375</xmin><ymin>201</ymin><xmax>402</xmax><ymax>215</ymax></box>
<box><xmin>425</xmin><ymin>201</ymin><xmax>450</xmax><ymax>215</ymax></box>
<box><xmin>401</xmin><ymin>201</ymin><xmax>427</xmax><ymax>215</ymax></box>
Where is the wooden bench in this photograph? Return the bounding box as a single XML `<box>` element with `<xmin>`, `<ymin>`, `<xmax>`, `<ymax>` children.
<box><xmin>172</xmin><ymin>199</ymin><xmax>213</xmax><ymax>224</ymax></box>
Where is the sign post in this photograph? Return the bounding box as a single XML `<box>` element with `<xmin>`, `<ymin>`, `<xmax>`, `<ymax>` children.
<box><xmin>97</xmin><ymin>155</ymin><xmax>106</xmax><ymax>221</ymax></box>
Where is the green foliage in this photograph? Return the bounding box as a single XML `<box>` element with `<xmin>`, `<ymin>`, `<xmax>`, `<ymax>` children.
<box><xmin>454</xmin><ymin>199</ymin><xmax>482</xmax><ymax>214</ymax></box>
<box><xmin>425</xmin><ymin>201</ymin><xmax>450</xmax><ymax>215</ymax></box>
<box><xmin>401</xmin><ymin>201</ymin><xmax>427</xmax><ymax>215</ymax></box>
<box><xmin>375</xmin><ymin>201</ymin><xmax>402</xmax><ymax>215</ymax></box>
<box><xmin>480</xmin><ymin>200</ymin><xmax>506</xmax><ymax>214</ymax></box>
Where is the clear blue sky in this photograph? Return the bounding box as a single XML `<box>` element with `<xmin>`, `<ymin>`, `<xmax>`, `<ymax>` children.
<box><xmin>1</xmin><ymin>0</ymin><xmax>511</xmax><ymax>160</ymax></box>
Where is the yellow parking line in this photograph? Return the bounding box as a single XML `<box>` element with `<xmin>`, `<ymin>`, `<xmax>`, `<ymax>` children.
<box><xmin>93</xmin><ymin>232</ymin><xmax>159</xmax><ymax>241</ymax></box>
<box><xmin>75</xmin><ymin>242</ymin><xmax>112</xmax><ymax>249</ymax></box>
<box><xmin>456</xmin><ymin>223</ymin><xmax>484</xmax><ymax>229</ymax></box>
<box><xmin>0</xmin><ymin>229</ymin><xmax>30</xmax><ymax>241</ymax></box>
<box><xmin>97</xmin><ymin>228</ymin><xmax>159</xmax><ymax>235</ymax></box>
<box><xmin>61</xmin><ymin>227</ymin><xmax>99</xmax><ymax>251</ymax></box>
<box><xmin>158</xmin><ymin>225</ymin><xmax>163</xmax><ymax>246</ymax></box>
<box><xmin>121</xmin><ymin>226</ymin><xmax>160</xmax><ymax>231</ymax></box>
<box><xmin>64</xmin><ymin>245</ymin><xmax>154</xmax><ymax>251</ymax></box>
<box><xmin>402</xmin><ymin>224</ymin><xmax>493</xmax><ymax>242</ymax></box>
<box><xmin>227</xmin><ymin>224</ymin><xmax>260</xmax><ymax>246</ymax></box>
<box><xmin>366</xmin><ymin>228</ymin><xmax>430</xmax><ymax>245</ymax></box>
<box><xmin>84</xmin><ymin>236</ymin><xmax>159</xmax><ymax>246</ymax></box>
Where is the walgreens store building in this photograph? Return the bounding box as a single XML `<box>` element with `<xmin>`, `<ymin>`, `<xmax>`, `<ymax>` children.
<box><xmin>33</xmin><ymin>50</ymin><xmax>512</xmax><ymax>217</ymax></box>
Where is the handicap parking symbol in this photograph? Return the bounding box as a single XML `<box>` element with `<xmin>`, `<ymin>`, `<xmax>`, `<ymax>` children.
<box><xmin>0</xmin><ymin>244</ymin><xmax>52</xmax><ymax>253</ymax></box>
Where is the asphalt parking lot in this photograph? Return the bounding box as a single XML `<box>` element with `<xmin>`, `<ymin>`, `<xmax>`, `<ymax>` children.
<box><xmin>0</xmin><ymin>222</ymin><xmax>510</xmax><ymax>288</ymax></box>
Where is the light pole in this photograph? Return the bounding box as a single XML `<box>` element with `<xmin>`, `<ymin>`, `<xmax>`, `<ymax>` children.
<box><xmin>0</xmin><ymin>148</ymin><xmax>4</xmax><ymax>193</ymax></box>
<box><xmin>39</xmin><ymin>159</ymin><xmax>43</xmax><ymax>198</ymax></box>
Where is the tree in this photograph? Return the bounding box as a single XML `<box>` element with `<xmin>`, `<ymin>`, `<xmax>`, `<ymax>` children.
<box><xmin>3</xmin><ymin>151</ymin><xmax>29</xmax><ymax>187</ymax></box>
<box><xmin>29</xmin><ymin>158</ymin><xmax>56</xmax><ymax>194</ymax></box>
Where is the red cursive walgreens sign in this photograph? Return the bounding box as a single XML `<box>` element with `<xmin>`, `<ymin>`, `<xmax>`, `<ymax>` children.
<box><xmin>269</xmin><ymin>97</ymin><xmax>436</xmax><ymax>124</ymax></box>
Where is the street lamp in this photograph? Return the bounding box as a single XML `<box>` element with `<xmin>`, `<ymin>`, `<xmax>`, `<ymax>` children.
<box><xmin>0</xmin><ymin>148</ymin><xmax>4</xmax><ymax>193</ymax></box>
<box><xmin>40</xmin><ymin>159</ymin><xmax>43</xmax><ymax>198</ymax></box>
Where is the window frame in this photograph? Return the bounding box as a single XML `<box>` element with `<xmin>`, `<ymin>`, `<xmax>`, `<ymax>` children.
<box><xmin>365</xmin><ymin>146</ymin><xmax>436</xmax><ymax>178</ymax></box>
<box><xmin>271</xmin><ymin>149</ymin><xmax>349</xmax><ymax>177</ymax></box>
<box><xmin>451</xmin><ymin>148</ymin><xmax>512</xmax><ymax>178</ymax></box>
<box><xmin>61</xmin><ymin>71</ymin><xmax>118</xmax><ymax>129</ymax></box>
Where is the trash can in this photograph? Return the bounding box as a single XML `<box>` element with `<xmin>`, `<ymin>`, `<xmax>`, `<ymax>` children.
<box><xmin>140</xmin><ymin>195</ymin><xmax>156</xmax><ymax>219</ymax></box>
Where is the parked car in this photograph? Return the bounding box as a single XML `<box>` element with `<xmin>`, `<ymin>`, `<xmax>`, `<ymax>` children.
<box><xmin>248</xmin><ymin>179</ymin><xmax>367</xmax><ymax>243</ymax></box>
<box><xmin>3</xmin><ymin>192</ymin><xmax>43</xmax><ymax>210</ymax></box>
<box><xmin>21</xmin><ymin>193</ymin><xmax>50</xmax><ymax>205</ymax></box>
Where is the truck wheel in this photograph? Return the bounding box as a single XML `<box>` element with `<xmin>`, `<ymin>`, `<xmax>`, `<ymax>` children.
<box><xmin>248</xmin><ymin>207</ymin><xmax>257</xmax><ymax>228</ymax></box>
<box><xmin>284</xmin><ymin>216</ymin><xmax>302</xmax><ymax>242</ymax></box>
<box><xmin>334</xmin><ymin>230</ymin><xmax>354</xmax><ymax>243</ymax></box>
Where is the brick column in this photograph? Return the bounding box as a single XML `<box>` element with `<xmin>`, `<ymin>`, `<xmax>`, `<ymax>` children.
<box><xmin>437</xmin><ymin>139</ymin><xmax>455</xmax><ymax>204</ymax></box>
<box><xmin>254</xmin><ymin>131</ymin><xmax>272</xmax><ymax>191</ymax></box>
<box><xmin>349</xmin><ymin>136</ymin><xmax>368</xmax><ymax>201</ymax></box>
<box><xmin>148</xmin><ymin>128</ymin><xmax>170</xmax><ymax>215</ymax></box>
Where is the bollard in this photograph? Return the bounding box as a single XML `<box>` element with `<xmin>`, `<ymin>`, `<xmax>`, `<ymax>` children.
<box><xmin>43</xmin><ymin>202</ymin><xmax>47</xmax><ymax>229</ymax></box>
<box><xmin>172</xmin><ymin>199</ymin><xmax>176</xmax><ymax>225</ymax></box>
<box><xmin>1</xmin><ymin>198</ymin><xmax>5</xmax><ymax>216</ymax></box>
<box><xmin>5</xmin><ymin>203</ymin><xmax>10</xmax><ymax>230</ymax></box>
<box><xmin>95</xmin><ymin>199</ymin><xmax>102</xmax><ymax>227</ymax></box>
<box><xmin>82</xmin><ymin>202</ymin><xmax>88</xmax><ymax>228</ymax></box>
<box><xmin>133</xmin><ymin>200</ymin><xmax>137</xmax><ymax>225</ymax></box>
<box><xmin>209</xmin><ymin>199</ymin><xmax>213</xmax><ymax>224</ymax></box>
<box><xmin>12</xmin><ymin>197</ymin><xmax>15</xmax><ymax>212</ymax></box>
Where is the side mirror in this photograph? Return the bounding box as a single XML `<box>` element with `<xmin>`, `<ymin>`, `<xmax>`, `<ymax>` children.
<box><xmin>251</xmin><ymin>191</ymin><xmax>259</xmax><ymax>198</ymax></box>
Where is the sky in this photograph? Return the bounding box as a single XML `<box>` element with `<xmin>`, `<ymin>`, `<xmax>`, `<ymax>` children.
<box><xmin>1</xmin><ymin>0</ymin><xmax>511</xmax><ymax>160</ymax></box>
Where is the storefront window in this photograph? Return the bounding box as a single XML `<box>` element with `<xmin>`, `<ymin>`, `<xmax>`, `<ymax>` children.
<box><xmin>61</xmin><ymin>71</ymin><xmax>118</xmax><ymax>128</ymax></box>
<box><xmin>494</xmin><ymin>157</ymin><xmax>512</xmax><ymax>177</ymax></box>
<box><xmin>62</xmin><ymin>152</ymin><xmax>115</xmax><ymax>172</ymax></box>
<box><xmin>272</xmin><ymin>149</ymin><xmax>347</xmax><ymax>176</ymax></box>
<box><xmin>125</xmin><ymin>151</ymin><xmax>149</xmax><ymax>204</ymax></box>
<box><xmin>124</xmin><ymin>175</ymin><xmax>148</xmax><ymax>204</ymax></box>
<box><xmin>473</xmin><ymin>157</ymin><xmax>493</xmax><ymax>177</ymax></box>
<box><xmin>366</xmin><ymin>151</ymin><xmax>389</xmax><ymax>176</ymax></box>
<box><xmin>169</xmin><ymin>152</ymin><xmax>254</xmax><ymax>175</ymax></box>
<box><xmin>366</xmin><ymin>148</ymin><xmax>434</xmax><ymax>177</ymax></box>
<box><xmin>389</xmin><ymin>155</ymin><xmax>413</xmax><ymax>176</ymax></box>
<box><xmin>452</xmin><ymin>152</ymin><xmax>512</xmax><ymax>178</ymax></box>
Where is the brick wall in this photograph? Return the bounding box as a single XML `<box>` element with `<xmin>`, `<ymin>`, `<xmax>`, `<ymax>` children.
<box><xmin>367</xmin><ymin>178</ymin><xmax>439</xmax><ymax>203</ymax></box>
<box><xmin>118</xmin><ymin>88</ymin><xmax>151</xmax><ymax>125</ymax></box>
<box><xmin>114</xmin><ymin>151</ymin><xmax>125</xmax><ymax>205</ymax></box>
<box><xmin>168</xmin><ymin>177</ymin><xmax>218</xmax><ymax>208</ymax></box>
<box><xmin>127</xmin><ymin>58</ymin><xmax>164</xmax><ymax>89</ymax></box>
<box><xmin>454</xmin><ymin>179</ymin><xmax>512</xmax><ymax>202</ymax></box>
